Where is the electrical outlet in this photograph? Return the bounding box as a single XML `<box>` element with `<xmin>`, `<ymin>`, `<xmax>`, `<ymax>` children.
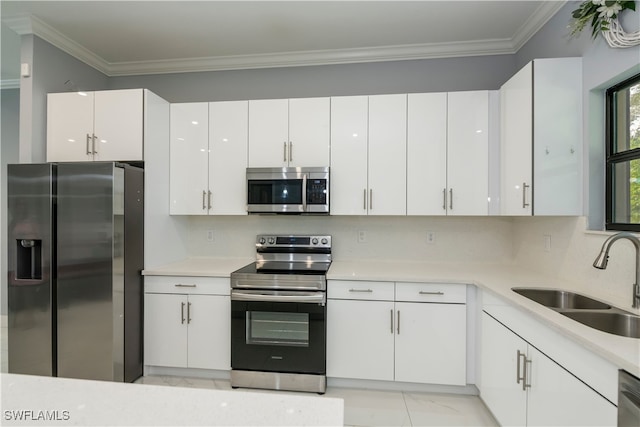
<box><xmin>426</xmin><ymin>231</ymin><xmax>436</xmax><ymax>244</ymax></box>
<box><xmin>544</xmin><ymin>234</ymin><xmax>551</xmax><ymax>252</ymax></box>
<box><xmin>207</xmin><ymin>230</ymin><xmax>215</xmax><ymax>242</ymax></box>
<box><xmin>357</xmin><ymin>230</ymin><xmax>367</xmax><ymax>243</ymax></box>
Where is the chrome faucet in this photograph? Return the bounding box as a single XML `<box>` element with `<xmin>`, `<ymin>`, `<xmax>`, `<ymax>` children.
<box><xmin>593</xmin><ymin>232</ymin><xmax>640</xmax><ymax>309</ymax></box>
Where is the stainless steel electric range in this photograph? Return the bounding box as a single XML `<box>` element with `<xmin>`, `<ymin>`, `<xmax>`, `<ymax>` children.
<box><xmin>230</xmin><ymin>234</ymin><xmax>331</xmax><ymax>394</ymax></box>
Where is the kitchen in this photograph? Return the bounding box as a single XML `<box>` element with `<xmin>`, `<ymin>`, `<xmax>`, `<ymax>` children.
<box><xmin>1</xmin><ymin>1</ymin><xmax>640</xmax><ymax>426</ymax></box>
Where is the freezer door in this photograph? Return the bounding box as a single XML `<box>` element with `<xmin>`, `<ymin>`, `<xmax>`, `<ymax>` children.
<box><xmin>7</xmin><ymin>163</ymin><xmax>55</xmax><ymax>376</ymax></box>
<box><xmin>56</xmin><ymin>162</ymin><xmax>125</xmax><ymax>381</ymax></box>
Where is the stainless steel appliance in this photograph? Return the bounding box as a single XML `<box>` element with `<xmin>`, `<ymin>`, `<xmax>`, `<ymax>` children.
<box><xmin>7</xmin><ymin>162</ymin><xmax>144</xmax><ymax>382</ymax></box>
<box><xmin>619</xmin><ymin>370</ymin><xmax>640</xmax><ymax>426</ymax></box>
<box><xmin>230</xmin><ymin>234</ymin><xmax>331</xmax><ymax>393</ymax></box>
<box><xmin>246</xmin><ymin>167</ymin><xmax>329</xmax><ymax>214</ymax></box>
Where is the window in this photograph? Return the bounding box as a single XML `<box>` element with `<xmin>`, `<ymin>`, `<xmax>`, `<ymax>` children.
<box><xmin>606</xmin><ymin>73</ymin><xmax>640</xmax><ymax>231</ymax></box>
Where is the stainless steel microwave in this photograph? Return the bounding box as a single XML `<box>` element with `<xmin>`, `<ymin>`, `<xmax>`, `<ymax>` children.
<box><xmin>246</xmin><ymin>167</ymin><xmax>329</xmax><ymax>214</ymax></box>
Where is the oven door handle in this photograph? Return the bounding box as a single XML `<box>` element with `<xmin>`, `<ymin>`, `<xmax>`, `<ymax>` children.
<box><xmin>231</xmin><ymin>290</ymin><xmax>326</xmax><ymax>304</ymax></box>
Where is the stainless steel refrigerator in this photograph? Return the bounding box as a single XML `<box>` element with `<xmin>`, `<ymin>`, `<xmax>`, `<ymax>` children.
<box><xmin>7</xmin><ymin>162</ymin><xmax>144</xmax><ymax>382</ymax></box>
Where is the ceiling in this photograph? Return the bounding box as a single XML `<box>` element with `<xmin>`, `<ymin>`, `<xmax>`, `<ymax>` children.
<box><xmin>1</xmin><ymin>1</ymin><xmax>567</xmax><ymax>77</ymax></box>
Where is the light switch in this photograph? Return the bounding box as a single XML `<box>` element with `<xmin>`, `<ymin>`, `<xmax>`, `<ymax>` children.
<box><xmin>20</xmin><ymin>63</ymin><xmax>30</xmax><ymax>78</ymax></box>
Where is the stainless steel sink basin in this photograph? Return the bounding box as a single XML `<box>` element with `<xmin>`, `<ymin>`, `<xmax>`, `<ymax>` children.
<box><xmin>512</xmin><ymin>288</ymin><xmax>611</xmax><ymax>310</ymax></box>
<box><xmin>561</xmin><ymin>311</ymin><xmax>640</xmax><ymax>339</ymax></box>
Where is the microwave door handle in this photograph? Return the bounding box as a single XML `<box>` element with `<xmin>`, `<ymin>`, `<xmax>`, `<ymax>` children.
<box><xmin>302</xmin><ymin>174</ymin><xmax>308</xmax><ymax>211</ymax></box>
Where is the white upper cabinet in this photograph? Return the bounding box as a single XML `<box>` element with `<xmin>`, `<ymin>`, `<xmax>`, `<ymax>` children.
<box><xmin>170</xmin><ymin>101</ymin><xmax>248</xmax><ymax>215</ymax></box>
<box><xmin>331</xmin><ymin>94</ymin><xmax>407</xmax><ymax>216</ymax></box>
<box><xmin>170</xmin><ymin>103</ymin><xmax>209</xmax><ymax>215</ymax></box>
<box><xmin>248</xmin><ymin>97</ymin><xmax>330</xmax><ymax>167</ymax></box>
<box><xmin>407</xmin><ymin>91</ymin><xmax>490</xmax><ymax>215</ymax></box>
<box><xmin>47</xmin><ymin>89</ymin><xmax>143</xmax><ymax>162</ymax></box>
<box><xmin>407</xmin><ymin>93</ymin><xmax>447</xmax><ymax>215</ymax></box>
<box><xmin>368</xmin><ymin>94</ymin><xmax>408</xmax><ymax>215</ymax></box>
<box><xmin>500</xmin><ymin>58</ymin><xmax>582</xmax><ymax>216</ymax></box>
<box><xmin>330</xmin><ymin>96</ymin><xmax>369</xmax><ymax>215</ymax></box>
<box><xmin>447</xmin><ymin>91</ymin><xmax>490</xmax><ymax>215</ymax></box>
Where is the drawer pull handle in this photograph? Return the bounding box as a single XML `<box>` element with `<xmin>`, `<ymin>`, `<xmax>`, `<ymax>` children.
<box><xmin>175</xmin><ymin>284</ymin><xmax>197</xmax><ymax>288</ymax></box>
<box><xmin>349</xmin><ymin>288</ymin><xmax>373</xmax><ymax>293</ymax></box>
<box><xmin>419</xmin><ymin>291</ymin><xmax>444</xmax><ymax>295</ymax></box>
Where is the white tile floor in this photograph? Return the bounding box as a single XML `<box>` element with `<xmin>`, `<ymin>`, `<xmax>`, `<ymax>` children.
<box><xmin>1</xmin><ymin>325</ymin><xmax>497</xmax><ymax>426</ymax></box>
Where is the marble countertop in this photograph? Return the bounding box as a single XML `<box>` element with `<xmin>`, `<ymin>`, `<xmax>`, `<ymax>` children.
<box><xmin>142</xmin><ymin>257</ymin><xmax>640</xmax><ymax>378</ymax></box>
<box><xmin>0</xmin><ymin>373</ymin><xmax>343</xmax><ymax>426</ymax></box>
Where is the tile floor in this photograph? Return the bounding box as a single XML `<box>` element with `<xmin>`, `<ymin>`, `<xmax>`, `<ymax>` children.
<box><xmin>1</xmin><ymin>324</ymin><xmax>497</xmax><ymax>426</ymax></box>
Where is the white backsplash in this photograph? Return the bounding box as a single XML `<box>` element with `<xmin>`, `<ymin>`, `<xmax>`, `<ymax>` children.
<box><xmin>187</xmin><ymin>215</ymin><xmax>515</xmax><ymax>264</ymax></box>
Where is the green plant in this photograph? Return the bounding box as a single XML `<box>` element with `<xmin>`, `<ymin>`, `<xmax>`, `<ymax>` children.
<box><xmin>569</xmin><ymin>0</ymin><xmax>637</xmax><ymax>38</ymax></box>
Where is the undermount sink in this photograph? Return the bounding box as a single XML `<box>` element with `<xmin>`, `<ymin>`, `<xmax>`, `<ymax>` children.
<box><xmin>512</xmin><ymin>287</ymin><xmax>640</xmax><ymax>339</ymax></box>
<box><xmin>512</xmin><ymin>288</ymin><xmax>611</xmax><ymax>310</ymax></box>
<box><xmin>561</xmin><ymin>311</ymin><xmax>640</xmax><ymax>339</ymax></box>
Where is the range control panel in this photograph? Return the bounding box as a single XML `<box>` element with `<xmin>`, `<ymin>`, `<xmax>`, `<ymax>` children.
<box><xmin>256</xmin><ymin>235</ymin><xmax>331</xmax><ymax>249</ymax></box>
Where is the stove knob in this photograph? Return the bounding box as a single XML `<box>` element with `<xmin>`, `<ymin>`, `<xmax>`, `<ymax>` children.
<box><xmin>258</xmin><ymin>237</ymin><xmax>266</xmax><ymax>245</ymax></box>
<box><xmin>268</xmin><ymin>237</ymin><xmax>276</xmax><ymax>245</ymax></box>
<box><xmin>321</xmin><ymin>238</ymin><xmax>328</xmax><ymax>245</ymax></box>
<box><xmin>312</xmin><ymin>238</ymin><xmax>319</xmax><ymax>245</ymax></box>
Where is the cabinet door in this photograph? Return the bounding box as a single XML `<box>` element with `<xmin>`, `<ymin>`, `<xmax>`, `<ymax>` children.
<box><xmin>187</xmin><ymin>295</ymin><xmax>231</xmax><ymax>370</ymax></box>
<box><xmin>288</xmin><ymin>98</ymin><xmax>330</xmax><ymax>167</ymax></box>
<box><xmin>169</xmin><ymin>103</ymin><xmax>209</xmax><ymax>215</ymax></box>
<box><xmin>327</xmin><ymin>299</ymin><xmax>394</xmax><ymax>381</ymax></box>
<box><xmin>480</xmin><ymin>312</ymin><xmax>527</xmax><ymax>427</ymax></box>
<box><xmin>248</xmin><ymin>99</ymin><xmax>289</xmax><ymax>167</ymax></box>
<box><xmin>500</xmin><ymin>63</ymin><xmax>533</xmax><ymax>215</ymax></box>
<box><xmin>47</xmin><ymin>92</ymin><xmax>95</xmax><ymax>162</ymax></box>
<box><xmin>368</xmin><ymin>94</ymin><xmax>407</xmax><ymax>215</ymax></box>
<box><xmin>407</xmin><ymin>93</ymin><xmax>448</xmax><ymax>215</ymax></box>
<box><xmin>330</xmin><ymin>96</ymin><xmax>369</xmax><ymax>215</ymax></box>
<box><xmin>527</xmin><ymin>346</ymin><xmax>616</xmax><ymax>427</ymax></box>
<box><xmin>395</xmin><ymin>302</ymin><xmax>466</xmax><ymax>385</ymax></box>
<box><xmin>447</xmin><ymin>91</ymin><xmax>489</xmax><ymax>215</ymax></box>
<box><xmin>93</xmin><ymin>89</ymin><xmax>143</xmax><ymax>161</ymax></box>
<box><xmin>209</xmin><ymin>101</ymin><xmax>248</xmax><ymax>215</ymax></box>
<box><xmin>144</xmin><ymin>293</ymin><xmax>188</xmax><ymax>368</ymax></box>
<box><xmin>532</xmin><ymin>58</ymin><xmax>583</xmax><ymax>216</ymax></box>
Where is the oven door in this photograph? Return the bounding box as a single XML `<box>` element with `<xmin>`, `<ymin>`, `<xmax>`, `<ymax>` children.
<box><xmin>231</xmin><ymin>290</ymin><xmax>326</xmax><ymax>375</ymax></box>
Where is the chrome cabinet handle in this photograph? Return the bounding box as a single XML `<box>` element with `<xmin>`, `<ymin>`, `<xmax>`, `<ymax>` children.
<box><xmin>369</xmin><ymin>189</ymin><xmax>373</xmax><ymax>210</ymax></box>
<box><xmin>522</xmin><ymin>183</ymin><xmax>530</xmax><ymax>208</ymax></box>
<box><xmin>443</xmin><ymin>188</ymin><xmax>447</xmax><ymax>211</ymax></box>
<box><xmin>92</xmin><ymin>134</ymin><xmax>98</xmax><ymax>154</ymax></box>
<box><xmin>349</xmin><ymin>288</ymin><xmax>373</xmax><ymax>293</ymax></box>
<box><xmin>187</xmin><ymin>302</ymin><xmax>192</xmax><ymax>324</ymax></box>
<box><xmin>524</xmin><ymin>356</ymin><xmax>532</xmax><ymax>390</ymax></box>
<box><xmin>181</xmin><ymin>302</ymin><xmax>186</xmax><ymax>324</ymax></box>
<box><xmin>208</xmin><ymin>190</ymin><xmax>212</xmax><ymax>210</ymax></box>
<box><xmin>363</xmin><ymin>189</ymin><xmax>367</xmax><ymax>210</ymax></box>
<box><xmin>516</xmin><ymin>350</ymin><xmax>526</xmax><ymax>389</ymax></box>
<box><xmin>390</xmin><ymin>309</ymin><xmax>394</xmax><ymax>334</ymax></box>
<box><xmin>449</xmin><ymin>188</ymin><xmax>453</xmax><ymax>210</ymax></box>
<box><xmin>289</xmin><ymin>141</ymin><xmax>293</xmax><ymax>162</ymax></box>
<box><xmin>397</xmin><ymin>310</ymin><xmax>401</xmax><ymax>334</ymax></box>
<box><xmin>419</xmin><ymin>291</ymin><xmax>444</xmax><ymax>295</ymax></box>
<box><xmin>202</xmin><ymin>190</ymin><xmax>206</xmax><ymax>210</ymax></box>
<box><xmin>86</xmin><ymin>133</ymin><xmax>92</xmax><ymax>155</ymax></box>
<box><xmin>283</xmin><ymin>142</ymin><xmax>287</xmax><ymax>162</ymax></box>
<box><xmin>174</xmin><ymin>284</ymin><xmax>196</xmax><ymax>288</ymax></box>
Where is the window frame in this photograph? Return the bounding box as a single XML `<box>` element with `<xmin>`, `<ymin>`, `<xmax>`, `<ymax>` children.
<box><xmin>605</xmin><ymin>72</ymin><xmax>640</xmax><ymax>232</ymax></box>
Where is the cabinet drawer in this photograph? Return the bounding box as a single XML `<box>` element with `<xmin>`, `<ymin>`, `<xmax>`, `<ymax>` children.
<box><xmin>395</xmin><ymin>282</ymin><xmax>466</xmax><ymax>303</ymax></box>
<box><xmin>145</xmin><ymin>275</ymin><xmax>230</xmax><ymax>295</ymax></box>
<box><xmin>328</xmin><ymin>280</ymin><xmax>394</xmax><ymax>301</ymax></box>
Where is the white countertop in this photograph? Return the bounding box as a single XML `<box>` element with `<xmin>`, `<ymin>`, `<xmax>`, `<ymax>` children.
<box><xmin>142</xmin><ymin>257</ymin><xmax>640</xmax><ymax>379</ymax></box>
<box><xmin>142</xmin><ymin>257</ymin><xmax>252</xmax><ymax>277</ymax></box>
<box><xmin>0</xmin><ymin>373</ymin><xmax>344</xmax><ymax>426</ymax></box>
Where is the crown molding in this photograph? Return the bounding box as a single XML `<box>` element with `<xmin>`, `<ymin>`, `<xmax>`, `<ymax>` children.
<box><xmin>4</xmin><ymin>2</ymin><xmax>567</xmax><ymax>77</ymax></box>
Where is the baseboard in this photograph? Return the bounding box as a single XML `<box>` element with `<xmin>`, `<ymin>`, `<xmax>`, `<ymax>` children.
<box><xmin>144</xmin><ymin>365</ymin><xmax>230</xmax><ymax>380</ymax></box>
<box><xmin>327</xmin><ymin>377</ymin><xmax>479</xmax><ymax>395</ymax></box>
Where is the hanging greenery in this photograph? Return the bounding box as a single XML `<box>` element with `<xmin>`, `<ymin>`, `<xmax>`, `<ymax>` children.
<box><xmin>569</xmin><ymin>0</ymin><xmax>639</xmax><ymax>47</ymax></box>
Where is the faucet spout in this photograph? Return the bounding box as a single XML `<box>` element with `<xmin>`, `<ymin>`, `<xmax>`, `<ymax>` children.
<box><xmin>593</xmin><ymin>232</ymin><xmax>640</xmax><ymax>309</ymax></box>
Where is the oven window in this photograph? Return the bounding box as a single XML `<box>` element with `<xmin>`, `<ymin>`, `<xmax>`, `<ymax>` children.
<box><xmin>246</xmin><ymin>311</ymin><xmax>309</xmax><ymax>347</ymax></box>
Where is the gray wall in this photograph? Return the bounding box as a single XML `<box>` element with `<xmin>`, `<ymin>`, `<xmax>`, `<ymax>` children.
<box><xmin>108</xmin><ymin>55</ymin><xmax>517</xmax><ymax>102</ymax></box>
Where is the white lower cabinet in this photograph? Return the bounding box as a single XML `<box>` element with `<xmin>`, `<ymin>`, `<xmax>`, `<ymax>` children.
<box><xmin>480</xmin><ymin>312</ymin><xmax>616</xmax><ymax>426</ymax></box>
<box><xmin>144</xmin><ymin>276</ymin><xmax>230</xmax><ymax>370</ymax></box>
<box><xmin>327</xmin><ymin>280</ymin><xmax>466</xmax><ymax>385</ymax></box>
